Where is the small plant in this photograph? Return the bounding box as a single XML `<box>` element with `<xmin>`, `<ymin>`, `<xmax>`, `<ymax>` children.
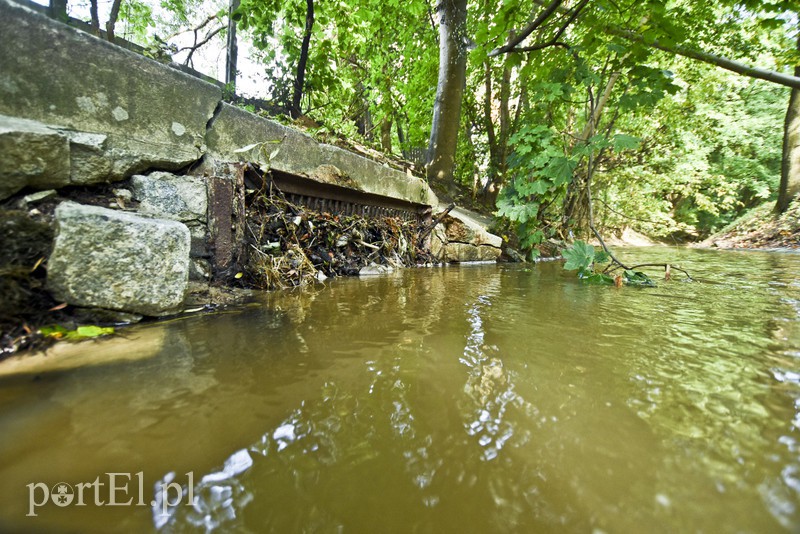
<box><xmin>562</xmin><ymin>240</ymin><xmax>657</xmax><ymax>287</ymax></box>
<box><xmin>233</xmin><ymin>136</ymin><xmax>286</xmax><ymax>173</ymax></box>
<box><xmin>39</xmin><ymin>325</ymin><xmax>115</xmax><ymax>341</ymax></box>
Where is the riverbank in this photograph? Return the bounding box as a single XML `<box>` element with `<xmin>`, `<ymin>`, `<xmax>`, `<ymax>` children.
<box><xmin>699</xmin><ymin>198</ymin><xmax>800</xmax><ymax>250</ymax></box>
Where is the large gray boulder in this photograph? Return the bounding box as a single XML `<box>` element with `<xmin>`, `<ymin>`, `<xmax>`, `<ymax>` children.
<box><xmin>48</xmin><ymin>202</ymin><xmax>191</xmax><ymax>316</ymax></box>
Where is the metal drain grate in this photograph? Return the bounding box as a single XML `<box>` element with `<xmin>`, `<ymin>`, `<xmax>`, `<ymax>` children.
<box><xmin>246</xmin><ymin>166</ymin><xmax>431</xmax><ymax>224</ymax></box>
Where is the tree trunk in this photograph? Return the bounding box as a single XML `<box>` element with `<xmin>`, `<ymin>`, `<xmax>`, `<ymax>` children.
<box><xmin>380</xmin><ymin>117</ymin><xmax>393</xmax><ymax>153</ymax></box>
<box><xmin>776</xmin><ymin>34</ymin><xmax>800</xmax><ymax>213</ymax></box>
<box><xmin>49</xmin><ymin>0</ymin><xmax>67</xmax><ymax>22</ymax></box>
<box><xmin>225</xmin><ymin>0</ymin><xmax>240</xmax><ymax>89</ymax></box>
<box><xmin>482</xmin><ymin>59</ymin><xmax>498</xmax><ymax>180</ymax></box>
<box><xmin>426</xmin><ymin>0</ymin><xmax>469</xmax><ymax>183</ymax></box>
<box><xmin>562</xmin><ymin>73</ymin><xmax>620</xmax><ymax>233</ymax></box>
<box><xmin>106</xmin><ymin>0</ymin><xmax>122</xmax><ymax>42</ymax></box>
<box><xmin>291</xmin><ymin>0</ymin><xmax>314</xmax><ymax>119</ymax></box>
<box><xmin>497</xmin><ymin>52</ymin><xmax>512</xmax><ymax>177</ymax></box>
<box><xmin>777</xmin><ymin>70</ymin><xmax>800</xmax><ymax>213</ymax></box>
<box><xmin>89</xmin><ymin>0</ymin><xmax>99</xmax><ymax>34</ymax></box>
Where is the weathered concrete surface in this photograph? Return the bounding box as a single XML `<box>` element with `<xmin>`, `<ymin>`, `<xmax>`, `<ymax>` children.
<box><xmin>48</xmin><ymin>202</ymin><xmax>190</xmax><ymax>315</ymax></box>
<box><xmin>0</xmin><ymin>115</ymin><xmax>70</xmax><ymax>199</ymax></box>
<box><xmin>206</xmin><ymin>103</ymin><xmax>438</xmax><ymax>206</ymax></box>
<box><xmin>0</xmin><ymin>0</ymin><xmax>221</xmax><ymax>187</ymax></box>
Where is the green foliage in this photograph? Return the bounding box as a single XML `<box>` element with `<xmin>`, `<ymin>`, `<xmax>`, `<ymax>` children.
<box><xmin>562</xmin><ymin>240</ymin><xmax>597</xmax><ymax>272</ymax></box>
<box><xmin>623</xmin><ymin>269</ymin><xmax>657</xmax><ymax>287</ymax></box>
<box><xmin>114</xmin><ymin>0</ymin><xmax>796</xmax><ymax>249</ymax></box>
<box><xmin>40</xmin><ymin>325</ymin><xmax>115</xmax><ymax>341</ymax></box>
<box><xmin>561</xmin><ymin>240</ymin><xmax>655</xmax><ymax>287</ymax></box>
<box><xmin>561</xmin><ymin>239</ymin><xmax>612</xmax><ymax>277</ymax></box>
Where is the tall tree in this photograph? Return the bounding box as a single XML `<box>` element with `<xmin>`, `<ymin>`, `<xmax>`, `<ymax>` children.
<box><xmin>426</xmin><ymin>0</ymin><xmax>469</xmax><ymax>183</ymax></box>
<box><xmin>291</xmin><ymin>0</ymin><xmax>314</xmax><ymax>118</ymax></box>
<box><xmin>777</xmin><ymin>36</ymin><xmax>800</xmax><ymax>213</ymax></box>
<box><xmin>226</xmin><ymin>0</ymin><xmax>240</xmax><ymax>89</ymax></box>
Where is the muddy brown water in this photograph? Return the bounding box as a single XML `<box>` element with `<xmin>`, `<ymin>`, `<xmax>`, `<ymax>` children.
<box><xmin>1</xmin><ymin>247</ymin><xmax>800</xmax><ymax>532</ymax></box>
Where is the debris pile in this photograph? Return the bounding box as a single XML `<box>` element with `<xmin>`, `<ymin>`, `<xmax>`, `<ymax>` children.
<box><xmin>242</xmin><ymin>191</ymin><xmax>434</xmax><ymax>290</ymax></box>
<box><xmin>0</xmin><ymin>209</ymin><xmax>61</xmax><ymax>356</ymax></box>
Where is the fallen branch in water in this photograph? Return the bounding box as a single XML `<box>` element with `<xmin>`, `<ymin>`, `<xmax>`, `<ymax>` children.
<box><xmin>606</xmin><ymin>262</ymin><xmax>693</xmax><ymax>281</ymax></box>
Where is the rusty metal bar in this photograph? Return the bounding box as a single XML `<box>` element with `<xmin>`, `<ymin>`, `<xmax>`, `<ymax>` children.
<box><xmin>260</xmin><ymin>169</ymin><xmax>430</xmax><ymax>222</ymax></box>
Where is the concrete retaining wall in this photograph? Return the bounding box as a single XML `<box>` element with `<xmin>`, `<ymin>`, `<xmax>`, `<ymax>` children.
<box><xmin>0</xmin><ymin>0</ymin><xmax>502</xmax><ymax>317</ymax></box>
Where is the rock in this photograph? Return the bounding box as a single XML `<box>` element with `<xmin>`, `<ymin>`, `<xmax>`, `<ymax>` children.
<box><xmin>20</xmin><ymin>189</ymin><xmax>57</xmax><ymax>205</ymax></box>
<box><xmin>61</xmin><ymin>130</ymin><xmax>113</xmax><ymax>184</ymax></box>
<box><xmin>72</xmin><ymin>307</ymin><xmax>143</xmax><ymax>325</ymax></box>
<box><xmin>444</xmin><ymin>243</ymin><xmax>501</xmax><ymax>263</ymax></box>
<box><xmin>131</xmin><ymin>172</ymin><xmax>208</xmax><ymax>222</ymax></box>
<box><xmin>442</xmin><ymin>212</ymin><xmax>503</xmax><ymax>249</ymax></box>
<box><xmin>502</xmin><ymin>247</ymin><xmax>526</xmax><ymax>263</ymax></box>
<box><xmin>429</xmin><ymin>225</ymin><xmax>447</xmax><ymax>261</ymax></box>
<box><xmin>189</xmin><ymin>258</ymin><xmax>212</xmax><ymax>281</ymax></box>
<box><xmin>0</xmin><ymin>115</ymin><xmax>70</xmax><ymax>199</ymax></box>
<box><xmin>47</xmin><ymin>201</ymin><xmax>190</xmax><ymax>316</ymax></box>
<box><xmin>359</xmin><ymin>262</ymin><xmax>394</xmax><ymax>276</ymax></box>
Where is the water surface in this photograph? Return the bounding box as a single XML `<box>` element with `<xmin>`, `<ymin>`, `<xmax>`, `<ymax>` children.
<box><xmin>1</xmin><ymin>247</ymin><xmax>800</xmax><ymax>532</ymax></box>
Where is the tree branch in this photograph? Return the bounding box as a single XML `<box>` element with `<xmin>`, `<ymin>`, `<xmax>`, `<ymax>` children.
<box><xmin>488</xmin><ymin>0</ymin><xmax>564</xmax><ymax>56</ymax></box>
<box><xmin>180</xmin><ymin>24</ymin><xmax>225</xmax><ymax>66</ymax></box>
<box><xmin>514</xmin><ymin>0</ymin><xmax>590</xmax><ymax>54</ymax></box>
<box><xmin>106</xmin><ymin>0</ymin><xmax>122</xmax><ymax>42</ymax></box>
<box><xmin>608</xmin><ymin>26</ymin><xmax>800</xmax><ymax>91</ymax></box>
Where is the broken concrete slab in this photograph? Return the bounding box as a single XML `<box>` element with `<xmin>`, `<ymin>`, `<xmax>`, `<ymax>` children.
<box><xmin>0</xmin><ymin>0</ymin><xmax>221</xmax><ymax>184</ymax></box>
<box><xmin>443</xmin><ymin>210</ymin><xmax>503</xmax><ymax>249</ymax></box>
<box><xmin>0</xmin><ymin>114</ymin><xmax>70</xmax><ymax>199</ymax></box>
<box><xmin>206</xmin><ymin>103</ymin><xmax>438</xmax><ymax>207</ymax></box>
<box><xmin>48</xmin><ymin>201</ymin><xmax>191</xmax><ymax>316</ymax></box>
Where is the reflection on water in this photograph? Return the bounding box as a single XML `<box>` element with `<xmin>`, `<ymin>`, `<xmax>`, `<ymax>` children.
<box><xmin>1</xmin><ymin>248</ymin><xmax>800</xmax><ymax>532</ymax></box>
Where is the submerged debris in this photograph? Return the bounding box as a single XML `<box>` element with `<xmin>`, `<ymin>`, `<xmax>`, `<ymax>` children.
<box><xmin>241</xmin><ymin>190</ymin><xmax>434</xmax><ymax>290</ymax></box>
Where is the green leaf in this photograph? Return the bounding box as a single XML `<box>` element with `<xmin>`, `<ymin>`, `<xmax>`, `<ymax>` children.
<box><xmin>562</xmin><ymin>240</ymin><xmax>595</xmax><ymax>271</ymax></box>
<box><xmin>593</xmin><ymin>250</ymin><xmax>610</xmax><ymax>264</ymax></box>
<box><xmin>623</xmin><ymin>270</ymin><xmax>657</xmax><ymax>287</ymax></box>
<box><xmin>74</xmin><ymin>325</ymin><xmax>114</xmax><ymax>338</ymax></box>
<box><xmin>582</xmin><ymin>272</ymin><xmax>616</xmax><ymax>285</ymax></box>
<box><xmin>39</xmin><ymin>324</ymin><xmax>114</xmax><ymax>341</ymax></box>
<box><xmin>613</xmin><ymin>134</ymin><xmax>642</xmax><ymax>151</ymax></box>
<box><xmin>544</xmin><ymin>157</ymin><xmax>577</xmax><ymax>186</ymax></box>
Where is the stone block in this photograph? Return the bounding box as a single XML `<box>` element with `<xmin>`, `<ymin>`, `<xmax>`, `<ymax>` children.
<box><xmin>0</xmin><ymin>114</ymin><xmax>70</xmax><ymax>199</ymax></box>
<box><xmin>444</xmin><ymin>243</ymin><xmax>502</xmax><ymax>263</ymax></box>
<box><xmin>443</xmin><ymin>212</ymin><xmax>503</xmax><ymax>249</ymax></box>
<box><xmin>131</xmin><ymin>172</ymin><xmax>208</xmax><ymax>222</ymax></box>
<box><xmin>48</xmin><ymin>201</ymin><xmax>190</xmax><ymax>315</ymax></box>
